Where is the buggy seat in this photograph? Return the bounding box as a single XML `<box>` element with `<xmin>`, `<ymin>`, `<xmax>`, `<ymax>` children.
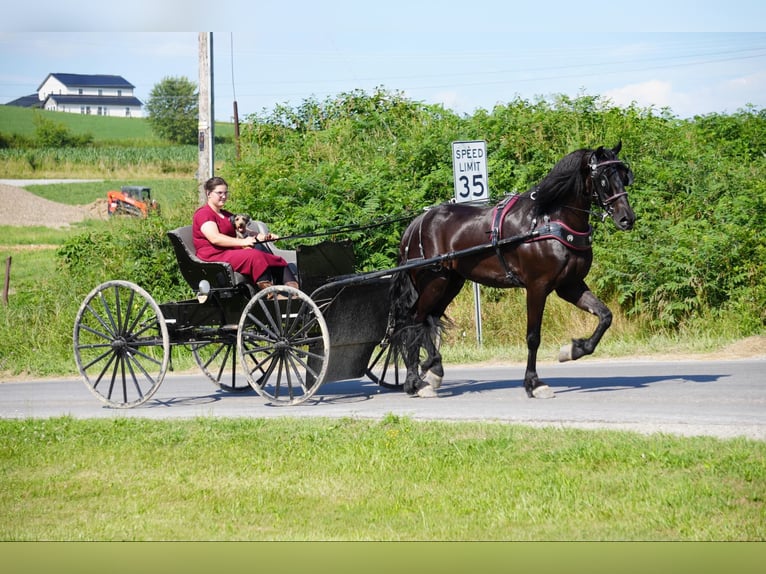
<box><xmin>167</xmin><ymin>223</ymin><xmax>297</xmax><ymax>293</ymax></box>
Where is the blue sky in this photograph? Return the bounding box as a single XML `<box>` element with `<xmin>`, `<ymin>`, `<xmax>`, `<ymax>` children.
<box><xmin>2</xmin><ymin>2</ymin><xmax>765</xmax><ymax>121</ymax></box>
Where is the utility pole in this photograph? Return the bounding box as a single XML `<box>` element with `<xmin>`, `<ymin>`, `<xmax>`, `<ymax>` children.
<box><xmin>198</xmin><ymin>32</ymin><xmax>214</xmax><ymax>204</ymax></box>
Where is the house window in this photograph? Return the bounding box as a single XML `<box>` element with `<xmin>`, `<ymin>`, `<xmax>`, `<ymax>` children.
<box><xmin>80</xmin><ymin>106</ymin><xmax>86</xmax><ymax>114</ymax></box>
<box><xmin>98</xmin><ymin>89</ymin><xmax>103</xmax><ymax>96</ymax></box>
<box><xmin>78</xmin><ymin>89</ymin><xmax>83</xmax><ymax>95</ymax></box>
<box><xmin>125</xmin><ymin>108</ymin><xmax>131</xmax><ymax>117</ymax></box>
<box><xmin>86</xmin><ymin>106</ymin><xmax>91</xmax><ymax>115</ymax></box>
<box><xmin>117</xmin><ymin>90</ymin><xmax>122</xmax><ymax>97</ymax></box>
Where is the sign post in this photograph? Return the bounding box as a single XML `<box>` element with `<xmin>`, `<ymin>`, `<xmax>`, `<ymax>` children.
<box><xmin>451</xmin><ymin>140</ymin><xmax>489</xmax><ymax>345</ymax></box>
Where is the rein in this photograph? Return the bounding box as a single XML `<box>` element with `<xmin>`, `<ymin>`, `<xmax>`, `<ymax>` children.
<box><xmin>263</xmin><ymin>212</ymin><xmax>417</xmax><ymax>244</ymax></box>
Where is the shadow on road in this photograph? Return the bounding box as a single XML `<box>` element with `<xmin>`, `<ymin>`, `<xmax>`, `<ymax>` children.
<box><xmin>444</xmin><ymin>372</ymin><xmax>725</xmax><ymax>397</ymax></box>
<box><xmin>134</xmin><ymin>371</ymin><xmax>728</xmax><ymax>408</ymax></box>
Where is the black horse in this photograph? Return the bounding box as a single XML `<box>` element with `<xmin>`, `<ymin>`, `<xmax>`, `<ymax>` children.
<box><xmin>388</xmin><ymin>142</ymin><xmax>635</xmax><ymax>398</ymax></box>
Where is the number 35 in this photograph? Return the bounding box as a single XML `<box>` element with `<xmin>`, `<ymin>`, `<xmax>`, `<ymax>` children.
<box><xmin>458</xmin><ymin>174</ymin><xmax>485</xmax><ymax>198</ymax></box>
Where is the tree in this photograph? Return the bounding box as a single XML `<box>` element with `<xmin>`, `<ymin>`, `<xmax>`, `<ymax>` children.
<box><xmin>145</xmin><ymin>76</ymin><xmax>198</xmax><ymax>144</ymax></box>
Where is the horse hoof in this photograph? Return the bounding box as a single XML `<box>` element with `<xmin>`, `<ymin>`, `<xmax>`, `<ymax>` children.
<box><xmin>532</xmin><ymin>385</ymin><xmax>555</xmax><ymax>399</ymax></box>
<box><xmin>558</xmin><ymin>344</ymin><xmax>573</xmax><ymax>362</ymax></box>
<box><xmin>417</xmin><ymin>384</ymin><xmax>438</xmax><ymax>398</ymax></box>
<box><xmin>423</xmin><ymin>370</ymin><xmax>443</xmax><ymax>390</ymax></box>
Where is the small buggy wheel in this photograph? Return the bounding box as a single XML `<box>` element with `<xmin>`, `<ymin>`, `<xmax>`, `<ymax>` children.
<box><xmin>192</xmin><ymin>335</ymin><xmax>251</xmax><ymax>393</ymax></box>
<box><xmin>73</xmin><ymin>280</ymin><xmax>169</xmax><ymax>408</ymax></box>
<box><xmin>237</xmin><ymin>285</ymin><xmax>330</xmax><ymax>405</ymax></box>
<box><xmin>365</xmin><ymin>341</ymin><xmax>406</xmax><ymax>390</ymax></box>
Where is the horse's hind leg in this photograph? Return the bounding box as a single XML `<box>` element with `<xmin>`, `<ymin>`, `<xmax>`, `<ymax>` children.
<box><xmin>417</xmin><ymin>272</ymin><xmax>464</xmax><ymax>393</ymax></box>
<box><xmin>556</xmin><ymin>282</ymin><xmax>613</xmax><ymax>362</ymax></box>
<box><xmin>420</xmin><ymin>316</ymin><xmax>443</xmax><ymax>389</ymax></box>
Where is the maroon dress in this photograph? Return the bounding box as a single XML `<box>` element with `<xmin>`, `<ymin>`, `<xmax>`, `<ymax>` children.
<box><xmin>192</xmin><ymin>204</ymin><xmax>287</xmax><ymax>282</ymax></box>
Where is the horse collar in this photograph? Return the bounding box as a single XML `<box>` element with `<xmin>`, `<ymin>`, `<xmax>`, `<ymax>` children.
<box><xmin>530</xmin><ymin>216</ymin><xmax>593</xmax><ymax>251</ymax></box>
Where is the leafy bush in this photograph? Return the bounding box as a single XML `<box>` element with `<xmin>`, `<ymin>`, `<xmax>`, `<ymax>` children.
<box><xmin>57</xmin><ymin>212</ymin><xmax>189</xmax><ymax>304</ymax></box>
<box><xmin>33</xmin><ymin>113</ymin><xmax>93</xmax><ymax>147</ymax></box>
<box><xmin>225</xmin><ymin>89</ymin><xmax>764</xmax><ymax>332</ymax></box>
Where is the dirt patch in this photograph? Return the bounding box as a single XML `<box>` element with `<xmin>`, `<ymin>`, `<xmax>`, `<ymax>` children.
<box><xmin>0</xmin><ymin>183</ymin><xmax>107</xmax><ymax>228</ymax></box>
<box><xmin>719</xmin><ymin>335</ymin><xmax>766</xmax><ymax>358</ymax></box>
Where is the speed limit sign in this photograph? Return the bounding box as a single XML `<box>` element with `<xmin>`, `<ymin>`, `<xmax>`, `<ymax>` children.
<box><xmin>452</xmin><ymin>140</ymin><xmax>489</xmax><ymax>203</ymax></box>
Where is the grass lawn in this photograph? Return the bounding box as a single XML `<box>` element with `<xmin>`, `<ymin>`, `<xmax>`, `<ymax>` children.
<box><xmin>1</xmin><ymin>416</ymin><xmax>763</xmax><ymax>541</ymax></box>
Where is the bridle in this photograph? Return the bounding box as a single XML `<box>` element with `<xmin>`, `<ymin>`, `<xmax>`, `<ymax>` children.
<box><xmin>588</xmin><ymin>156</ymin><xmax>633</xmax><ymax>215</ymax></box>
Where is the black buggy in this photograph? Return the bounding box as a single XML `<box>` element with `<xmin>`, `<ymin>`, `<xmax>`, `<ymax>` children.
<box><xmin>72</xmin><ymin>221</ymin><xmax>403</xmax><ymax>407</ymax></box>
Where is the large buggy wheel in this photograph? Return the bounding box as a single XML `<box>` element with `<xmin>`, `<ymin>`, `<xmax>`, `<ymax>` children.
<box><xmin>237</xmin><ymin>285</ymin><xmax>330</xmax><ymax>405</ymax></box>
<box><xmin>365</xmin><ymin>341</ymin><xmax>406</xmax><ymax>390</ymax></box>
<box><xmin>73</xmin><ymin>280</ymin><xmax>169</xmax><ymax>408</ymax></box>
<box><xmin>191</xmin><ymin>332</ymin><xmax>251</xmax><ymax>393</ymax></box>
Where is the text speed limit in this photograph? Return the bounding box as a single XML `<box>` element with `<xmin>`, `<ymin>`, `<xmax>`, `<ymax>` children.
<box><xmin>452</xmin><ymin>140</ymin><xmax>489</xmax><ymax>203</ymax></box>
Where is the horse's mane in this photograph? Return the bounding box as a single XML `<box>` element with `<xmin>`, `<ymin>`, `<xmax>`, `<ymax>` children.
<box><xmin>522</xmin><ymin>148</ymin><xmax>590</xmax><ymax>216</ymax></box>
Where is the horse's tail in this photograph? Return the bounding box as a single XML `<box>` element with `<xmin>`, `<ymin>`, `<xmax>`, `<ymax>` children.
<box><xmin>387</xmin><ymin>269</ymin><xmax>419</xmax><ymax>338</ymax></box>
<box><xmin>387</xmin><ymin>269</ymin><xmax>447</xmax><ymax>394</ymax></box>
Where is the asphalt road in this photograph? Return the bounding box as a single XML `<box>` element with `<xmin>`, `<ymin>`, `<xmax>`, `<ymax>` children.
<box><xmin>1</xmin><ymin>358</ymin><xmax>764</xmax><ymax>440</ymax></box>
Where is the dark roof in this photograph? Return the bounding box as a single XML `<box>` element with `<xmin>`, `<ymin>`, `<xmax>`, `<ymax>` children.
<box><xmin>45</xmin><ymin>94</ymin><xmax>143</xmax><ymax>107</ymax></box>
<box><xmin>38</xmin><ymin>73</ymin><xmax>135</xmax><ymax>91</ymax></box>
<box><xmin>4</xmin><ymin>94</ymin><xmax>41</xmax><ymax>108</ymax></box>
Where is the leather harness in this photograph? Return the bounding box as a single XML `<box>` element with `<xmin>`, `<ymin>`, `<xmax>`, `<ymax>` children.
<box><xmin>489</xmin><ymin>194</ymin><xmax>593</xmax><ymax>279</ymax></box>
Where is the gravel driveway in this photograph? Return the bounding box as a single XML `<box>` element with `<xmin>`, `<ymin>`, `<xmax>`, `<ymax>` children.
<box><xmin>0</xmin><ymin>180</ymin><xmax>105</xmax><ymax>228</ymax></box>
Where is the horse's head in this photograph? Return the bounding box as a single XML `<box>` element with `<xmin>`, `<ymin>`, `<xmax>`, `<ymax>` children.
<box><xmin>588</xmin><ymin>142</ymin><xmax>635</xmax><ymax>231</ymax></box>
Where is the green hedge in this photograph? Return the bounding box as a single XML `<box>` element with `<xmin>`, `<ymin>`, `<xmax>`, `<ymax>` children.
<box><xmin>56</xmin><ymin>89</ymin><xmax>765</xmax><ymax>334</ymax></box>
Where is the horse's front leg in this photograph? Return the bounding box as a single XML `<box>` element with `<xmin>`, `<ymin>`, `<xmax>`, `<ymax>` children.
<box><xmin>556</xmin><ymin>283</ymin><xmax>613</xmax><ymax>362</ymax></box>
<box><xmin>523</xmin><ymin>287</ymin><xmax>555</xmax><ymax>399</ymax></box>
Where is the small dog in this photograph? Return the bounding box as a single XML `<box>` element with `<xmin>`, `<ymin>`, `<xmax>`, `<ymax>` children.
<box><xmin>231</xmin><ymin>213</ymin><xmax>251</xmax><ymax>238</ymax></box>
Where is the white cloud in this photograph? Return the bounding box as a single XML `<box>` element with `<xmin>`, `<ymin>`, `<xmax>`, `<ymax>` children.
<box><xmin>603</xmin><ymin>69</ymin><xmax>766</xmax><ymax>118</ymax></box>
<box><xmin>604</xmin><ymin>79</ymin><xmax>681</xmax><ymax>112</ymax></box>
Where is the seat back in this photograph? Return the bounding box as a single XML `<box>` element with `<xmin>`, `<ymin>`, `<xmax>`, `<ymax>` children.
<box><xmin>167</xmin><ymin>226</ymin><xmax>251</xmax><ymax>290</ymax></box>
<box><xmin>296</xmin><ymin>239</ymin><xmax>355</xmax><ymax>294</ymax></box>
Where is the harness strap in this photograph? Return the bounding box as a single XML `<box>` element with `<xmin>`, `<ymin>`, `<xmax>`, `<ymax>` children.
<box><xmin>529</xmin><ymin>220</ymin><xmax>593</xmax><ymax>251</ymax></box>
<box><xmin>490</xmin><ymin>195</ymin><xmax>521</xmax><ymax>279</ymax></box>
<box><xmin>489</xmin><ymin>194</ymin><xmax>520</xmax><ymax>246</ymax></box>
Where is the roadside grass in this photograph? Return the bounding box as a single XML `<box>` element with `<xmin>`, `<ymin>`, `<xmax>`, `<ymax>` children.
<box><xmin>0</xmin><ymin>226</ymin><xmax>73</xmax><ymax>246</ymax></box>
<box><xmin>0</xmin><ymin>416</ymin><xmax>763</xmax><ymax>541</ymax></box>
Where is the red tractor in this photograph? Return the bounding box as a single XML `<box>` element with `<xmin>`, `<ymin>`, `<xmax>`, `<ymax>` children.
<box><xmin>107</xmin><ymin>186</ymin><xmax>159</xmax><ymax>217</ymax></box>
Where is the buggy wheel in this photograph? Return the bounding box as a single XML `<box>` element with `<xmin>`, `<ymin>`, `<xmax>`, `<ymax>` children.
<box><xmin>73</xmin><ymin>280</ymin><xmax>169</xmax><ymax>408</ymax></box>
<box><xmin>365</xmin><ymin>341</ymin><xmax>406</xmax><ymax>390</ymax></box>
<box><xmin>237</xmin><ymin>285</ymin><xmax>330</xmax><ymax>405</ymax></box>
<box><xmin>191</xmin><ymin>334</ymin><xmax>251</xmax><ymax>393</ymax></box>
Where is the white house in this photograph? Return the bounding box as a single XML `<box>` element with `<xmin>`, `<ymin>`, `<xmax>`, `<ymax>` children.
<box><xmin>36</xmin><ymin>73</ymin><xmax>143</xmax><ymax>118</ymax></box>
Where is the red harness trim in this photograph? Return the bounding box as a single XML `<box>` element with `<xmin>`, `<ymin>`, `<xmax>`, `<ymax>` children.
<box><xmin>490</xmin><ymin>195</ymin><xmax>521</xmax><ymax>245</ymax></box>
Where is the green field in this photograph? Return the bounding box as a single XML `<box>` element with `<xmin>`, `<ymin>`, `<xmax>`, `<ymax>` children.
<box><xmin>0</xmin><ymin>105</ymin><xmax>235</xmax><ymax>142</ymax></box>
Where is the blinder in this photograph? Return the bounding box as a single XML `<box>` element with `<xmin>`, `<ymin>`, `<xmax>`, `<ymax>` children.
<box><xmin>588</xmin><ymin>155</ymin><xmax>633</xmax><ymax>213</ymax></box>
